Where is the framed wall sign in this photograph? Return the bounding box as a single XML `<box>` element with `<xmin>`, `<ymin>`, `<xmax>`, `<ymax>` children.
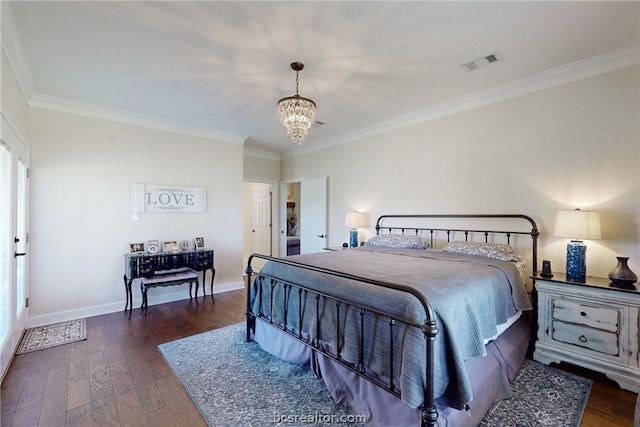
<box><xmin>130</xmin><ymin>184</ymin><xmax>206</xmax><ymax>213</ymax></box>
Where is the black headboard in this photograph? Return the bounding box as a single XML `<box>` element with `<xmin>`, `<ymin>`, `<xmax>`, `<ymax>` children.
<box><xmin>375</xmin><ymin>214</ymin><xmax>540</xmax><ymax>273</ymax></box>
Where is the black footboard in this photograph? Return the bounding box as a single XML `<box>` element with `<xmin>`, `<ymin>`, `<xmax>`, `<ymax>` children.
<box><xmin>245</xmin><ymin>254</ymin><xmax>439</xmax><ymax>427</ymax></box>
<box><xmin>245</xmin><ymin>213</ymin><xmax>539</xmax><ymax>427</ymax></box>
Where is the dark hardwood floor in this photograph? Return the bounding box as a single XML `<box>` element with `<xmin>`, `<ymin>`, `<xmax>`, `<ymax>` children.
<box><xmin>1</xmin><ymin>289</ymin><xmax>245</xmax><ymax>427</ymax></box>
<box><xmin>1</xmin><ymin>288</ymin><xmax>636</xmax><ymax>426</ymax></box>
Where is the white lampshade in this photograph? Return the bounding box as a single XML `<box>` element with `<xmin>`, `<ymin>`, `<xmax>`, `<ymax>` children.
<box><xmin>345</xmin><ymin>211</ymin><xmax>368</xmax><ymax>229</ymax></box>
<box><xmin>553</xmin><ymin>209</ymin><xmax>601</xmax><ymax>240</ymax></box>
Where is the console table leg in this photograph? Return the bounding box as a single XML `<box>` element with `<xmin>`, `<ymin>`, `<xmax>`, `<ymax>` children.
<box><xmin>128</xmin><ymin>280</ymin><xmax>133</xmax><ymax>319</ymax></box>
<box><xmin>210</xmin><ymin>268</ymin><xmax>216</xmax><ymax>302</ymax></box>
<box><xmin>201</xmin><ymin>271</ymin><xmax>206</xmax><ymax>301</ymax></box>
<box><xmin>141</xmin><ymin>283</ymin><xmax>147</xmax><ymax>315</ymax></box>
<box><xmin>124</xmin><ymin>276</ymin><xmax>133</xmax><ymax>319</ymax></box>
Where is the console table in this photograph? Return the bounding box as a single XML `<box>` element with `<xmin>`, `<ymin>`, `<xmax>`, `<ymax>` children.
<box><xmin>123</xmin><ymin>249</ymin><xmax>215</xmax><ymax>318</ymax></box>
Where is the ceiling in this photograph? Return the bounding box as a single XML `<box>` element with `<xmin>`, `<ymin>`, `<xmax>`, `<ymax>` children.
<box><xmin>5</xmin><ymin>1</ymin><xmax>640</xmax><ymax>156</ymax></box>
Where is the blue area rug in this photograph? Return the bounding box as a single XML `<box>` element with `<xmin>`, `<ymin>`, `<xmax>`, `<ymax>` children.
<box><xmin>159</xmin><ymin>322</ymin><xmax>591</xmax><ymax>426</ymax></box>
<box><xmin>479</xmin><ymin>357</ymin><xmax>592</xmax><ymax>426</ymax></box>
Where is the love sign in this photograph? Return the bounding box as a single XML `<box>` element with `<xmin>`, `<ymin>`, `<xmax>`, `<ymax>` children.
<box><xmin>130</xmin><ymin>184</ymin><xmax>206</xmax><ymax>213</ymax></box>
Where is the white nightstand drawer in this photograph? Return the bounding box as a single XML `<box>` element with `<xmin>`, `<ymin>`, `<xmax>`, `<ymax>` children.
<box><xmin>552</xmin><ymin>298</ymin><xmax>619</xmax><ymax>333</ymax></box>
<box><xmin>552</xmin><ymin>320</ymin><xmax>619</xmax><ymax>355</ymax></box>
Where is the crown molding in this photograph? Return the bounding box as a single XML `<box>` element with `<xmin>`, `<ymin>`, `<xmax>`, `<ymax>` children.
<box><xmin>283</xmin><ymin>43</ymin><xmax>640</xmax><ymax>159</ymax></box>
<box><xmin>1</xmin><ymin>3</ymin><xmax>35</xmax><ymax>102</ymax></box>
<box><xmin>29</xmin><ymin>94</ymin><xmax>248</xmax><ymax>144</ymax></box>
<box><xmin>242</xmin><ymin>147</ymin><xmax>281</xmax><ymax>160</ymax></box>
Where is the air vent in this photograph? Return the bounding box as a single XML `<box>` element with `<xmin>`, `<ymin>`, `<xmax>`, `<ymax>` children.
<box><xmin>462</xmin><ymin>52</ymin><xmax>503</xmax><ymax>72</ymax></box>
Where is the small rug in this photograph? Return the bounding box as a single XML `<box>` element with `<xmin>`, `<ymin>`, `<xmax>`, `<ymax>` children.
<box><xmin>159</xmin><ymin>323</ymin><xmax>591</xmax><ymax>426</ymax></box>
<box><xmin>16</xmin><ymin>319</ymin><xmax>87</xmax><ymax>354</ymax></box>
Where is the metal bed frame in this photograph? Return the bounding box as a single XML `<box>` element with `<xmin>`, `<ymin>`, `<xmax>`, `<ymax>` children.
<box><xmin>245</xmin><ymin>214</ymin><xmax>539</xmax><ymax>427</ymax></box>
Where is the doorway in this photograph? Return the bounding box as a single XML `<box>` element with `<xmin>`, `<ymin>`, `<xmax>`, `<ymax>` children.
<box><xmin>280</xmin><ymin>176</ymin><xmax>327</xmax><ymax>256</ymax></box>
<box><xmin>284</xmin><ymin>182</ymin><xmax>300</xmax><ymax>256</ymax></box>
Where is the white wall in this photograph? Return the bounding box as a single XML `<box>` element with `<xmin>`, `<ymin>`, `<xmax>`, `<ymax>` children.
<box><xmin>243</xmin><ymin>153</ymin><xmax>280</xmax><ymax>182</ymax></box>
<box><xmin>281</xmin><ymin>66</ymin><xmax>640</xmax><ymax>282</ymax></box>
<box><xmin>27</xmin><ymin>108</ymin><xmax>244</xmax><ymax>324</ymax></box>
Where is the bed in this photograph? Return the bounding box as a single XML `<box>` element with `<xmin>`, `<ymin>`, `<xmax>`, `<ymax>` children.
<box><xmin>245</xmin><ymin>214</ymin><xmax>539</xmax><ymax>426</ymax></box>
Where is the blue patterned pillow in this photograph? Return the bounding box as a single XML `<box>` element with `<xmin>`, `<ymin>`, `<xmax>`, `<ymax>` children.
<box><xmin>365</xmin><ymin>234</ymin><xmax>430</xmax><ymax>250</ymax></box>
<box><xmin>442</xmin><ymin>241</ymin><xmax>522</xmax><ymax>262</ymax></box>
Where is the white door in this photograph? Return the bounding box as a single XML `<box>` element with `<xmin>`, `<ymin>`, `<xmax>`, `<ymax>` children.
<box><xmin>252</xmin><ymin>184</ymin><xmax>271</xmax><ymax>256</ymax></box>
<box><xmin>0</xmin><ymin>119</ymin><xmax>29</xmax><ymax>378</ymax></box>
<box><xmin>300</xmin><ymin>176</ymin><xmax>327</xmax><ymax>254</ymax></box>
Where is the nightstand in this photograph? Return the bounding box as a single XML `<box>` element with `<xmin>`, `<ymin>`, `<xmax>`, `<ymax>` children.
<box><xmin>533</xmin><ymin>272</ymin><xmax>640</xmax><ymax>392</ymax></box>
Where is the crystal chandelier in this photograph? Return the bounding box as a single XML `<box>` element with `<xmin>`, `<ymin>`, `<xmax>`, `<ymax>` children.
<box><xmin>277</xmin><ymin>62</ymin><xmax>317</xmax><ymax>145</ymax></box>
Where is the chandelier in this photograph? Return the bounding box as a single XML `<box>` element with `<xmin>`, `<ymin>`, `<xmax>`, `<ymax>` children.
<box><xmin>277</xmin><ymin>62</ymin><xmax>317</xmax><ymax>145</ymax></box>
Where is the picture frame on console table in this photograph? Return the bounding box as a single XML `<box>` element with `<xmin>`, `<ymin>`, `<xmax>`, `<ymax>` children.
<box><xmin>180</xmin><ymin>240</ymin><xmax>193</xmax><ymax>251</ymax></box>
<box><xmin>163</xmin><ymin>241</ymin><xmax>178</xmax><ymax>253</ymax></box>
<box><xmin>129</xmin><ymin>242</ymin><xmax>145</xmax><ymax>254</ymax></box>
<box><xmin>195</xmin><ymin>236</ymin><xmax>205</xmax><ymax>250</ymax></box>
<box><xmin>147</xmin><ymin>240</ymin><xmax>159</xmax><ymax>254</ymax></box>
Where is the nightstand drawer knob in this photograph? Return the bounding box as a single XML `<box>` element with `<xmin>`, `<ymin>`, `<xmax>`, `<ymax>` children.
<box><xmin>578</xmin><ymin>335</ymin><xmax>588</xmax><ymax>343</ymax></box>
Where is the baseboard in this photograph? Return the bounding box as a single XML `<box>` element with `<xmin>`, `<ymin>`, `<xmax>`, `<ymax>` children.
<box><xmin>27</xmin><ymin>281</ymin><xmax>245</xmax><ymax>328</ymax></box>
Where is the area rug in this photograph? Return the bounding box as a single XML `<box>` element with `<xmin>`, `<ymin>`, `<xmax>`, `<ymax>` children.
<box><xmin>479</xmin><ymin>358</ymin><xmax>591</xmax><ymax>426</ymax></box>
<box><xmin>16</xmin><ymin>318</ymin><xmax>87</xmax><ymax>354</ymax></box>
<box><xmin>159</xmin><ymin>323</ymin><xmax>592</xmax><ymax>426</ymax></box>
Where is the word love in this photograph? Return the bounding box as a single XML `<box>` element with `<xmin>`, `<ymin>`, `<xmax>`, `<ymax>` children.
<box><xmin>130</xmin><ymin>184</ymin><xmax>206</xmax><ymax>213</ymax></box>
<box><xmin>145</xmin><ymin>192</ymin><xmax>195</xmax><ymax>206</ymax></box>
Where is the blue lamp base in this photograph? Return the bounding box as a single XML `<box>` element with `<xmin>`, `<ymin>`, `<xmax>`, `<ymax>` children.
<box><xmin>349</xmin><ymin>229</ymin><xmax>358</xmax><ymax>248</ymax></box>
<box><xmin>566</xmin><ymin>240</ymin><xmax>586</xmax><ymax>281</ymax></box>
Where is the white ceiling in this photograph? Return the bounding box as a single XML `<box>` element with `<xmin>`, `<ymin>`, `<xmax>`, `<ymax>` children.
<box><xmin>5</xmin><ymin>1</ymin><xmax>640</xmax><ymax>156</ymax></box>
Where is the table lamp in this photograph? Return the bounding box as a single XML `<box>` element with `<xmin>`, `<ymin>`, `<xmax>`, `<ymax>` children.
<box><xmin>345</xmin><ymin>211</ymin><xmax>368</xmax><ymax>248</ymax></box>
<box><xmin>553</xmin><ymin>209</ymin><xmax>601</xmax><ymax>281</ymax></box>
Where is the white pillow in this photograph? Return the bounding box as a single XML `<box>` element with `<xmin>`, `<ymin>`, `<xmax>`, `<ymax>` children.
<box><xmin>442</xmin><ymin>241</ymin><xmax>522</xmax><ymax>262</ymax></box>
<box><xmin>365</xmin><ymin>234</ymin><xmax>430</xmax><ymax>250</ymax></box>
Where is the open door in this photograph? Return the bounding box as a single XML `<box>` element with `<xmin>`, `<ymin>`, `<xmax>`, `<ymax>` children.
<box><xmin>300</xmin><ymin>176</ymin><xmax>327</xmax><ymax>254</ymax></box>
<box><xmin>0</xmin><ymin>118</ymin><xmax>30</xmax><ymax>379</ymax></box>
